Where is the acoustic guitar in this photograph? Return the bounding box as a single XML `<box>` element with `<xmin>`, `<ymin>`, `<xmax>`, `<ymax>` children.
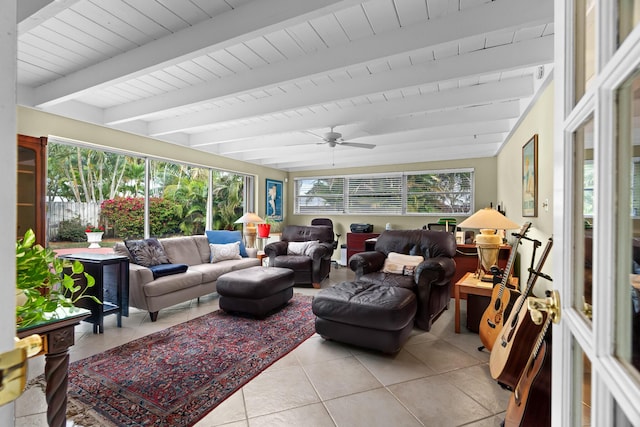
<box><xmin>504</xmin><ymin>309</ymin><xmax>552</xmax><ymax>427</ymax></box>
<box><xmin>479</xmin><ymin>222</ymin><xmax>531</xmax><ymax>351</ymax></box>
<box><xmin>489</xmin><ymin>237</ymin><xmax>553</xmax><ymax>389</ymax></box>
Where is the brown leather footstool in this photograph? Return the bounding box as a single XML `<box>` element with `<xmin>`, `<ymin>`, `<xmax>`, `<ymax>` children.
<box><xmin>312</xmin><ymin>281</ymin><xmax>417</xmax><ymax>353</ymax></box>
<box><xmin>217</xmin><ymin>266</ymin><xmax>294</xmax><ymax>317</ymax></box>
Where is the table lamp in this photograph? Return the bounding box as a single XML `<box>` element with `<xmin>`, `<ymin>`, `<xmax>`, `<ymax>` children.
<box><xmin>234</xmin><ymin>212</ymin><xmax>265</xmax><ymax>249</ymax></box>
<box><xmin>458</xmin><ymin>207</ymin><xmax>520</xmax><ymax>281</ymax></box>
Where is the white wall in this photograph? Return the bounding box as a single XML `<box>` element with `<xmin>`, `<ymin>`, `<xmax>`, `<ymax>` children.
<box><xmin>497</xmin><ymin>79</ymin><xmax>555</xmax><ymax>296</ymax></box>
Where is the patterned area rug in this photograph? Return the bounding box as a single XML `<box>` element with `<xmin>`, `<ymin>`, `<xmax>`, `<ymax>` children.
<box><xmin>65</xmin><ymin>294</ymin><xmax>315</xmax><ymax>426</ymax></box>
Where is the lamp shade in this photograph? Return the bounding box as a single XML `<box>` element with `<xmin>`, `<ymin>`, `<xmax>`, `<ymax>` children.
<box><xmin>234</xmin><ymin>212</ymin><xmax>265</xmax><ymax>224</ymax></box>
<box><xmin>457</xmin><ymin>208</ymin><xmax>519</xmax><ymax>231</ymax></box>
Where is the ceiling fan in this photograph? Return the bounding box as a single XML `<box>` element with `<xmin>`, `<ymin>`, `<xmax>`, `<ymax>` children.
<box><xmin>311</xmin><ymin>127</ymin><xmax>376</xmax><ymax>149</ymax></box>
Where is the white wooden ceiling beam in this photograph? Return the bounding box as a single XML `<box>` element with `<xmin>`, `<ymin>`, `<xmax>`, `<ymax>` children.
<box><xmin>31</xmin><ymin>0</ymin><xmax>364</xmax><ymax>107</ymax></box>
<box><xmin>151</xmin><ymin>36</ymin><xmax>549</xmax><ymax>136</ymax></box>
<box><xmin>103</xmin><ymin>0</ymin><xmax>552</xmax><ymax>124</ymax></box>
<box><xmin>256</xmin><ymin>140</ymin><xmax>504</xmax><ymax>171</ymax></box>
<box><xmin>212</xmin><ymin>106</ymin><xmax>519</xmax><ymax>155</ymax></box>
<box><xmin>18</xmin><ymin>0</ymin><xmax>82</xmax><ymax>33</ymax></box>
<box><xmin>229</xmin><ymin>120</ymin><xmax>512</xmax><ymax>160</ymax></box>
<box><xmin>189</xmin><ymin>77</ymin><xmax>531</xmax><ymax>146</ymax></box>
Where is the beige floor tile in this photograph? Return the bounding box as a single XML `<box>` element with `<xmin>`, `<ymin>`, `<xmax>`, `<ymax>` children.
<box><xmin>292</xmin><ymin>335</ymin><xmax>354</xmax><ymax>366</ymax></box>
<box><xmin>248</xmin><ymin>403</ymin><xmax>335</xmax><ymax>427</ymax></box>
<box><xmin>196</xmin><ymin>389</ymin><xmax>246</xmax><ymax>426</ymax></box>
<box><xmin>404</xmin><ymin>339</ymin><xmax>482</xmax><ymax>374</ymax></box>
<box><xmin>388</xmin><ymin>375</ymin><xmax>492</xmax><ymax>427</ymax></box>
<box><xmin>243</xmin><ymin>365</ymin><xmax>320</xmax><ymax>418</ymax></box>
<box><xmin>463</xmin><ymin>414</ymin><xmax>505</xmax><ymax>427</ymax></box>
<box><xmin>14</xmin><ymin>385</ymin><xmax>47</xmax><ymax>417</ymax></box>
<box><xmin>303</xmin><ymin>356</ymin><xmax>382</xmax><ymax>400</ymax></box>
<box><xmin>14</xmin><ymin>413</ymin><xmax>48</xmax><ymax>427</ymax></box>
<box><xmin>324</xmin><ymin>388</ymin><xmax>422</xmax><ymax>427</ymax></box>
<box><xmin>354</xmin><ymin>348</ymin><xmax>436</xmax><ymax>386</ymax></box>
<box><xmin>442</xmin><ymin>364</ymin><xmax>510</xmax><ymax>414</ymax></box>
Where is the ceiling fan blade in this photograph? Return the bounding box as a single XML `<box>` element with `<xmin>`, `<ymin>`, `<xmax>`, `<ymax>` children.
<box><xmin>339</xmin><ymin>141</ymin><xmax>376</xmax><ymax>149</ymax></box>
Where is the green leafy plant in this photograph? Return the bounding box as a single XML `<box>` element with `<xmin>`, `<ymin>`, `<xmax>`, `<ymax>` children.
<box><xmin>56</xmin><ymin>217</ymin><xmax>87</xmax><ymax>242</ymax></box>
<box><xmin>16</xmin><ymin>229</ymin><xmax>100</xmax><ymax>328</ymax></box>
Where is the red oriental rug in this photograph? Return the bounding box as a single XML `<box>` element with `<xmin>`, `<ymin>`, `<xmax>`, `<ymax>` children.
<box><xmin>66</xmin><ymin>294</ymin><xmax>315</xmax><ymax>426</ymax></box>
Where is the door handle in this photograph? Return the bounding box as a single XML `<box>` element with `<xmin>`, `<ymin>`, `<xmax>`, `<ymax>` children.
<box><xmin>0</xmin><ymin>334</ymin><xmax>42</xmax><ymax>406</ymax></box>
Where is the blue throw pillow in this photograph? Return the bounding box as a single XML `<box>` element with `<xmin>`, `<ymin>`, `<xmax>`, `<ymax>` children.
<box><xmin>205</xmin><ymin>230</ymin><xmax>248</xmax><ymax>258</ymax></box>
<box><xmin>148</xmin><ymin>263</ymin><xmax>188</xmax><ymax>279</ymax></box>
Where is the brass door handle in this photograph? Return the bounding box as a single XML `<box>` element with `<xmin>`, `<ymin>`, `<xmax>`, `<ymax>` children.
<box><xmin>0</xmin><ymin>334</ymin><xmax>42</xmax><ymax>406</ymax></box>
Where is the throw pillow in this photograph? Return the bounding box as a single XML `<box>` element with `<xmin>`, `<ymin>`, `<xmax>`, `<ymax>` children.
<box><xmin>287</xmin><ymin>240</ymin><xmax>318</xmax><ymax>256</ymax></box>
<box><xmin>124</xmin><ymin>238</ymin><xmax>170</xmax><ymax>267</ymax></box>
<box><xmin>148</xmin><ymin>263</ymin><xmax>188</xmax><ymax>279</ymax></box>
<box><xmin>210</xmin><ymin>242</ymin><xmax>242</xmax><ymax>263</ymax></box>
<box><xmin>382</xmin><ymin>252</ymin><xmax>424</xmax><ymax>276</ymax></box>
<box><xmin>205</xmin><ymin>230</ymin><xmax>248</xmax><ymax>257</ymax></box>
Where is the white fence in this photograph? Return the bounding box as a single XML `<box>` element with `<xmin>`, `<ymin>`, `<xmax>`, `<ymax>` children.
<box><xmin>46</xmin><ymin>201</ymin><xmax>101</xmax><ymax>241</ymax></box>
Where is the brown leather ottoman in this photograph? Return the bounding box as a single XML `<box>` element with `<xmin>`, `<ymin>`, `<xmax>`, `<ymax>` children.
<box><xmin>217</xmin><ymin>266</ymin><xmax>294</xmax><ymax>317</ymax></box>
<box><xmin>312</xmin><ymin>281</ymin><xmax>417</xmax><ymax>353</ymax></box>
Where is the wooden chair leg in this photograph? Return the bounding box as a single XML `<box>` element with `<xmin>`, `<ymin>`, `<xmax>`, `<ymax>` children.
<box><xmin>149</xmin><ymin>311</ymin><xmax>158</xmax><ymax>322</ymax></box>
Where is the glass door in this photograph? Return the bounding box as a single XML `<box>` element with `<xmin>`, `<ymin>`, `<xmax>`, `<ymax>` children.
<box><xmin>555</xmin><ymin>0</ymin><xmax>640</xmax><ymax>425</ymax></box>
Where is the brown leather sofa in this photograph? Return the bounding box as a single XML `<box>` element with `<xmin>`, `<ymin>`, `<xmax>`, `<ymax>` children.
<box><xmin>348</xmin><ymin>229</ymin><xmax>457</xmax><ymax>331</ymax></box>
<box><xmin>264</xmin><ymin>225</ymin><xmax>335</xmax><ymax>287</ymax></box>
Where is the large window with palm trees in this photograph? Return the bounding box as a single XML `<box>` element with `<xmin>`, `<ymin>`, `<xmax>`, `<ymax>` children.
<box><xmin>294</xmin><ymin>169</ymin><xmax>473</xmax><ymax>216</ymax></box>
<box><xmin>46</xmin><ymin>139</ymin><xmax>251</xmax><ymax>247</ymax></box>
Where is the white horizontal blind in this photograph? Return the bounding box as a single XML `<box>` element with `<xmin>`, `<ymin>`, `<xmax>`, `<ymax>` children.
<box><xmin>294</xmin><ymin>169</ymin><xmax>473</xmax><ymax>215</ymax></box>
<box><xmin>295</xmin><ymin>177</ymin><xmax>345</xmax><ymax>214</ymax></box>
<box><xmin>346</xmin><ymin>174</ymin><xmax>402</xmax><ymax>214</ymax></box>
<box><xmin>405</xmin><ymin>169</ymin><xmax>474</xmax><ymax>215</ymax></box>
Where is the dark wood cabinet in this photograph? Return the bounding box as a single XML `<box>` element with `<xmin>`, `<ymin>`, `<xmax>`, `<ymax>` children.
<box><xmin>347</xmin><ymin>232</ymin><xmax>380</xmax><ymax>262</ymax></box>
<box><xmin>17</xmin><ymin>134</ymin><xmax>47</xmax><ymax>246</ymax></box>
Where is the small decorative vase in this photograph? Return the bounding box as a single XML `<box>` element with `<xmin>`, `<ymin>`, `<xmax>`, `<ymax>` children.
<box><xmin>86</xmin><ymin>231</ymin><xmax>104</xmax><ymax>248</ymax></box>
<box><xmin>257</xmin><ymin>223</ymin><xmax>271</xmax><ymax>238</ymax></box>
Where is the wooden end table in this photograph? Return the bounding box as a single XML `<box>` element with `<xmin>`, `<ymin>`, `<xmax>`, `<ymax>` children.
<box><xmin>454</xmin><ymin>271</ymin><xmax>518</xmax><ymax>333</ymax></box>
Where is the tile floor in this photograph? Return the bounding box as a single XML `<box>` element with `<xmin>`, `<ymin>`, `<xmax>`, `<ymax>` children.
<box><xmin>15</xmin><ymin>266</ymin><xmax>510</xmax><ymax>427</ymax></box>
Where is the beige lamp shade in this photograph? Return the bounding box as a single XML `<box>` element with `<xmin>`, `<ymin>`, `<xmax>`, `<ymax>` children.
<box><xmin>235</xmin><ymin>213</ymin><xmax>265</xmax><ymax>248</ymax></box>
<box><xmin>458</xmin><ymin>208</ymin><xmax>520</xmax><ymax>279</ymax></box>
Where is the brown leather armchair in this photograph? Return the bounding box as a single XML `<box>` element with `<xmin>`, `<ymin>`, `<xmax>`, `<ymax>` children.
<box><xmin>349</xmin><ymin>229</ymin><xmax>456</xmax><ymax>331</ymax></box>
<box><xmin>264</xmin><ymin>225</ymin><xmax>335</xmax><ymax>288</ymax></box>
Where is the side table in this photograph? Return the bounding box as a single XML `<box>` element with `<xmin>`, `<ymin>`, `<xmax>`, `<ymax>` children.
<box><xmin>17</xmin><ymin>307</ymin><xmax>90</xmax><ymax>427</ymax></box>
<box><xmin>59</xmin><ymin>253</ymin><xmax>129</xmax><ymax>333</ymax></box>
<box><xmin>454</xmin><ymin>272</ymin><xmax>518</xmax><ymax>333</ymax></box>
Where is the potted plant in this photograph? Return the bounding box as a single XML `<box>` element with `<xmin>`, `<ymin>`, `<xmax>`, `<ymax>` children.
<box><xmin>257</xmin><ymin>217</ymin><xmax>272</xmax><ymax>238</ymax></box>
<box><xmin>85</xmin><ymin>224</ymin><xmax>105</xmax><ymax>248</ymax></box>
<box><xmin>16</xmin><ymin>229</ymin><xmax>99</xmax><ymax>328</ymax></box>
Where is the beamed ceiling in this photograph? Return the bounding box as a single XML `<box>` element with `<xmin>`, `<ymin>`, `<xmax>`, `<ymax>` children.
<box><xmin>17</xmin><ymin>0</ymin><xmax>554</xmax><ymax>172</ymax></box>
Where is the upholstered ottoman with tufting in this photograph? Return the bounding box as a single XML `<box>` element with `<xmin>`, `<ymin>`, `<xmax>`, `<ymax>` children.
<box><xmin>216</xmin><ymin>266</ymin><xmax>295</xmax><ymax>317</ymax></box>
<box><xmin>312</xmin><ymin>281</ymin><xmax>417</xmax><ymax>353</ymax></box>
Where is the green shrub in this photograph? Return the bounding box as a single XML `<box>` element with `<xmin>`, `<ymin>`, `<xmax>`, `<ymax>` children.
<box><xmin>57</xmin><ymin>217</ymin><xmax>87</xmax><ymax>242</ymax></box>
<box><xmin>101</xmin><ymin>197</ymin><xmax>181</xmax><ymax>239</ymax></box>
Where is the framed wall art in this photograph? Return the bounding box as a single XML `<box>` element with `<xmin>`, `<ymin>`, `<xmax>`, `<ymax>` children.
<box><xmin>266</xmin><ymin>179</ymin><xmax>283</xmax><ymax>221</ymax></box>
<box><xmin>522</xmin><ymin>134</ymin><xmax>538</xmax><ymax>217</ymax></box>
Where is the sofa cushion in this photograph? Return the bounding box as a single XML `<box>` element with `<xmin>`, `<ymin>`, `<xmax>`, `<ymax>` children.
<box><xmin>143</xmin><ymin>269</ymin><xmax>203</xmax><ymax>297</ymax></box>
<box><xmin>113</xmin><ymin>242</ymin><xmax>135</xmax><ymax>263</ymax></box>
<box><xmin>210</xmin><ymin>242</ymin><xmax>242</xmax><ymax>262</ymax></box>
<box><xmin>206</xmin><ymin>230</ymin><xmax>248</xmax><ymax>257</ymax></box>
<box><xmin>159</xmin><ymin>236</ymin><xmax>202</xmax><ymax>266</ymax></box>
<box><xmin>189</xmin><ymin>262</ymin><xmax>236</xmax><ymax>283</ymax></box>
<box><xmin>124</xmin><ymin>238</ymin><xmax>169</xmax><ymax>267</ymax></box>
<box><xmin>148</xmin><ymin>263</ymin><xmax>189</xmax><ymax>279</ymax></box>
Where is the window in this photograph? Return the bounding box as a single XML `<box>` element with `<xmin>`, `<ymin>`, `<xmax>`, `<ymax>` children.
<box><xmin>294</xmin><ymin>169</ymin><xmax>473</xmax><ymax>215</ymax></box>
<box><xmin>406</xmin><ymin>170</ymin><xmax>473</xmax><ymax>214</ymax></box>
<box><xmin>295</xmin><ymin>177</ymin><xmax>344</xmax><ymax>214</ymax></box>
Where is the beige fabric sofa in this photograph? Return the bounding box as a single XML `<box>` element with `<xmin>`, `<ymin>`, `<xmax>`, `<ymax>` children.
<box><xmin>114</xmin><ymin>235</ymin><xmax>260</xmax><ymax>321</ymax></box>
